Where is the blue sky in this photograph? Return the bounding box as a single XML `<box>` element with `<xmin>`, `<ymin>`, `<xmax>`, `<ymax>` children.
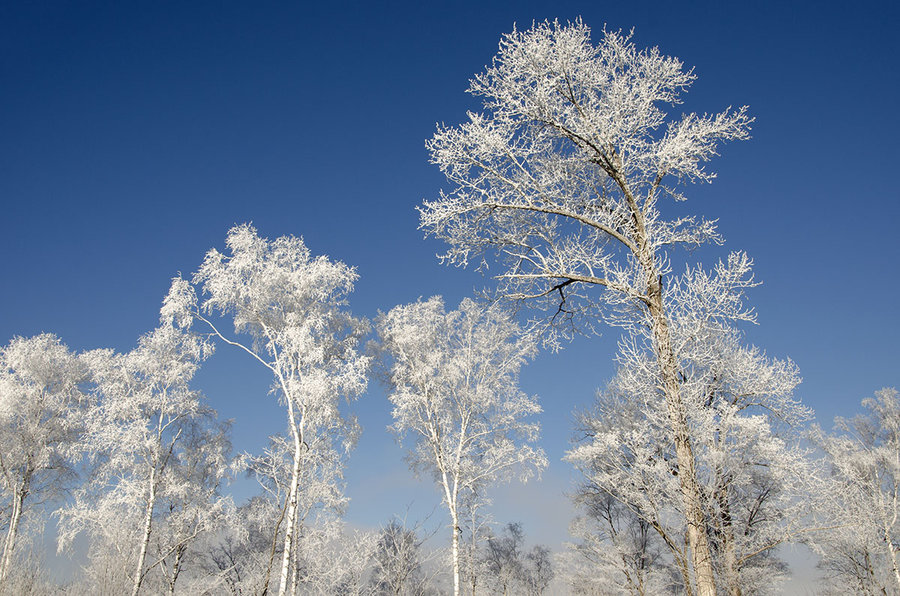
<box><xmin>2</xmin><ymin>0</ymin><xmax>898</xmax><ymax>577</ymax></box>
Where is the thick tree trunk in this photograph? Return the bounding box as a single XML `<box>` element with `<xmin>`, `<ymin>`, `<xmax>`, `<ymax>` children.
<box><xmin>131</xmin><ymin>467</ymin><xmax>158</xmax><ymax>596</ymax></box>
<box><xmin>647</xmin><ymin>287</ymin><xmax>717</xmax><ymax>596</ymax></box>
<box><xmin>439</xmin><ymin>462</ymin><xmax>461</xmax><ymax>596</ymax></box>
<box><xmin>715</xmin><ymin>479</ymin><xmax>741</xmax><ymax>596</ymax></box>
<box><xmin>0</xmin><ymin>487</ymin><xmax>26</xmax><ymax>586</ymax></box>
<box><xmin>616</xmin><ymin>169</ymin><xmax>717</xmax><ymax>595</ymax></box>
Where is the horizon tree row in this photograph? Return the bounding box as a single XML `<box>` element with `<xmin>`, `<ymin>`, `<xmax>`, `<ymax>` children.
<box><xmin>0</xmin><ymin>227</ymin><xmax>898</xmax><ymax>595</ymax></box>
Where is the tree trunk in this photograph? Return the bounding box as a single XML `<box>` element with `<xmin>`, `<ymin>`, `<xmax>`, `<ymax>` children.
<box><xmin>647</xmin><ymin>287</ymin><xmax>717</xmax><ymax>596</ymax></box>
<box><xmin>884</xmin><ymin>521</ymin><xmax>900</xmax><ymax>593</ymax></box>
<box><xmin>715</xmin><ymin>477</ymin><xmax>741</xmax><ymax>596</ymax></box>
<box><xmin>0</xmin><ymin>487</ymin><xmax>26</xmax><ymax>586</ymax></box>
<box><xmin>470</xmin><ymin>527</ymin><xmax>478</xmax><ymax>596</ymax></box>
<box><xmin>277</xmin><ymin>403</ymin><xmax>304</xmax><ymax>596</ymax></box>
<box><xmin>131</xmin><ymin>466</ymin><xmax>158</xmax><ymax>596</ymax></box>
<box><xmin>450</xmin><ymin>507</ymin><xmax>461</xmax><ymax>596</ymax></box>
<box><xmin>290</xmin><ymin>510</ymin><xmax>301</xmax><ymax>596</ymax></box>
<box><xmin>620</xmin><ymin>169</ymin><xmax>717</xmax><ymax>595</ymax></box>
<box><xmin>166</xmin><ymin>544</ymin><xmax>185</xmax><ymax>596</ymax></box>
<box><xmin>439</xmin><ymin>463</ymin><xmax>461</xmax><ymax>596</ymax></box>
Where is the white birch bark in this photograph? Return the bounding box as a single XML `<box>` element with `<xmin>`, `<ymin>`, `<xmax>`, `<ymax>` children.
<box><xmin>278</xmin><ymin>398</ymin><xmax>304</xmax><ymax>596</ymax></box>
<box><xmin>131</xmin><ymin>466</ymin><xmax>157</xmax><ymax>596</ymax></box>
<box><xmin>0</xmin><ymin>487</ymin><xmax>25</xmax><ymax>586</ymax></box>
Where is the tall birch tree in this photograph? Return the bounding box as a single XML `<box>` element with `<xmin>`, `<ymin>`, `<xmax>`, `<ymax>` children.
<box><xmin>58</xmin><ymin>319</ymin><xmax>228</xmax><ymax>596</ymax></box>
<box><xmin>0</xmin><ymin>334</ymin><xmax>88</xmax><ymax>590</ymax></box>
<box><xmin>420</xmin><ymin>20</ymin><xmax>752</xmax><ymax>595</ymax></box>
<box><xmin>481</xmin><ymin>522</ymin><xmax>554</xmax><ymax>596</ymax></box>
<box><xmin>58</xmin><ymin>317</ymin><xmax>228</xmax><ymax>595</ymax></box>
<box><xmin>375</xmin><ymin>297</ymin><xmax>547</xmax><ymax>596</ymax></box>
<box><xmin>164</xmin><ymin>223</ymin><xmax>369</xmax><ymax>596</ymax></box>
<box><xmin>369</xmin><ymin>517</ymin><xmax>439</xmax><ymax>596</ymax></box>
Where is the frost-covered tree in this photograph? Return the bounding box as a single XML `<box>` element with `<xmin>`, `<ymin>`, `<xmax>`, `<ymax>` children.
<box><xmin>458</xmin><ymin>490</ymin><xmax>492</xmax><ymax>596</ymax></box>
<box><xmin>420</xmin><ymin>20</ymin><xmax>752</xmax><ymax>595</ymax></box>
<box><xmin>58</xmin><ymin>320</ymin><xmax>229</xmax><ymax>596</ymax></box>
<box><xmin>375</xmin><ymin>297</ymin><xmax>547</xmax><ymax>596</ymax></box>
<box><xmin>481</xmin><ymin>522</ymin><xmax>553</xmax><ymax>596</ymax></box>
<box><xmin>198</xmin><ymin>495</ymin><xmax>277</xmax><ymax>595</ymax></box>
<box><xmin>563</xmin><ymin>491</ymin><xmax>675</xmax><ymax>595</ymax></box>
<box><xmin>811</xmin><ymin>388</ymin><xmax>900</xmax><ymax>594</ymax></box>
<box><xmin>566</xmin><ymin>256</ymin><xmax>819</xmax><ymax>595</ymax></box>
<box><xmin>198</xmin><ymin>428</ymin><xmax>354</xmax><ymax>596</ymax></box>
<box><xmin>482</xmin><ymin>523</ymin><xmax>525</xmax><ymax>596</ymax></box>
<box><xmin>151</xmin><ymin>416</ymin><xmax>232</xmax><ymax>595</ymax></box>
<box><xmin>164</xmin><ymin>223</ymin><xmax>369</xmax><ymax>596</ymax></box>
<box><xmin>0</xmin><ymin>334</ymin><xmax>88</xmax><ymax>589</ymax></box>
<box><xmin>369</xmin><ymin>518</ymin><xmax>437</xmax><ymax>596</ymax></box>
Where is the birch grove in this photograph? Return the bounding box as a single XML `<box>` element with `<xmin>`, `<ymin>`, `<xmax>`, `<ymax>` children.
<box><xmin>0</xmin><ymin>15</ymin><xmax>892</xmax><ymax>596</ymax></box>
<box><xmin>811</xmin><ymin>388</ymin><xmax>900</xmax><ymax>594</ymax></box>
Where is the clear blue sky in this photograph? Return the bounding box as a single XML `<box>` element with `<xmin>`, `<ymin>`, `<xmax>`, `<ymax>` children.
<box><xmin>2</xmin><ymin>0</ymin><xmax>898</xmax><ymax>574</ymax></box>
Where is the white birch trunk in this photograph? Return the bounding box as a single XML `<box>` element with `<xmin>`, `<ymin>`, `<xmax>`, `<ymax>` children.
<box><xmin>277</xmin><ymin>399</ymin><xmax>304</xmax><ymax>596</ymax></box>
<box><xmin>290</xmin><ymin>505</ymin><xmax>300</xmax><ymax>596</ymax></box>
<box><xmin>165</xmin><ymin>545</ymin><xmax>185</xmax><ymax>596</ymax></box>
<box><xmin>0</xmin><ymin>487</ymin><xmax>25</xmax><ymax>586</ymax></box>
<box><xmin>450</xmin><ymin>506</ymin><xmax>461</xmax><ymax>596</ymax></box>
<box><xmin>439</xmin><ymin>467</ymin><xmax>461</xmax><ymax>596</ymax></box>
<box><xmin>131</xmin><ymin>466</ymin><xmax>158</xmax><ymax>596</ymax></box>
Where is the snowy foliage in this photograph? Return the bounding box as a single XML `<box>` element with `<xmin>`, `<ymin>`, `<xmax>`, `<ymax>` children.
<box><xmin>0</xmin><ymin>16</ymin><xmax>890</xmax><ymax>596</ymax></box>
<box><xmin>480</xmin><ymin>522</ymin><xmax>554</xmax><ymax>596</ymax></box>
<box><xmin>421</xmin><ymin>19</ymin><xmax>751</xmax><ymax>341</ymax></box>
<box><xmin>421</xmin><ymin>20</ymin><xmax>754</xmax><ymax>595</ymax></box>
<box><xmin>368</xmin><ymin>518</ymin><xmax>440</xmax><ymax>596</ymax></box>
